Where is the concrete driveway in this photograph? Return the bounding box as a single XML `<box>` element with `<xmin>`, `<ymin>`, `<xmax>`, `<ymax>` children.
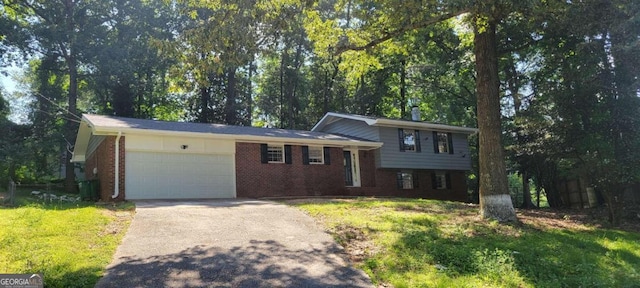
<box><xmin>96</xmin><ymin>200</ymin><xmax>373</xmax><ymax>288</ymax></box>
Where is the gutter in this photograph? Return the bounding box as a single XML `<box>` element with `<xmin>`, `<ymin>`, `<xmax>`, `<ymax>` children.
<box><xmin>113</xmin><ymin>131</ymin><xmax>121</xmax><ymax>199</ymax></box>
<box><xmin>90</xmin><ymin>127</ymin><xmax>383</xmax><ymax>150</ymax></box>
<box><xmin>373</xmin><ymin>119</ymin><xmax>479</xmax><ymax>134</ymax></box>
<box><xmin>312</xmin><ymin>113</ymin><xmax>478</xmax><ymax>134</ymax></box>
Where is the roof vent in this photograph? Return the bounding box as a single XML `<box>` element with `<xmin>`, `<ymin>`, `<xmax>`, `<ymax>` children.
<box><xmin>411</xmin><ymin>106</ymin><xmax>421</xmax><ymax>121</ymax></box>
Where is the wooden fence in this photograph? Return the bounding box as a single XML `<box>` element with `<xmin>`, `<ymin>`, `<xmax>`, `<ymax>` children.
<box><xmin>556</xmin><ymin>178</ymin><xmax>598</xmax><ymax>209</ymax></box>
<box><xmin>7</xmin><ymin>179</ymin><xmax>16</xmax><ymax>206</ymax></box>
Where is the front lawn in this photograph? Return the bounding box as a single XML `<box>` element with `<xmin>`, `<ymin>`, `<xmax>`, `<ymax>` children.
<box><xmin>0</xmin><ymin>190</ymin><xmax>134</xmax><ymax>287</ymax></box>
<box><xmin>288</xmin><ymin>198</ymin><xmax>640</xmax><ymax>288</ymax></box>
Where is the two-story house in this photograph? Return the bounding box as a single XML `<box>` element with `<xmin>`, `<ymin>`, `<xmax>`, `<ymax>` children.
<box><xmin>312</xmin><ymin>112</ymin><xmax>477</xmax><ymax>201</ymax></box>
<box><xmin>71</xmin><ymin>112</ymin><xmax>477</xmax><ymax>201</ymax></box>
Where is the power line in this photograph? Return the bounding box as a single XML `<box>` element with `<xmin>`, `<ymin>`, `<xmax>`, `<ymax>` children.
<box><xmin>33</xmin><ymin>109</ymin><xmax>81</xmax><ymax>124</ymax></box>
<box><xmin>32</xmin><ymin>92</ymin><xmax>82</xmax><ymax>121</ymax></box>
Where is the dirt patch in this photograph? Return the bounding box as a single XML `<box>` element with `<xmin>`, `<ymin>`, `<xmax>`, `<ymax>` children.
<box><xmin>517</xmin><ymin>209</ymin><xmax>599</xmax><ymax>231</ymax></box>
<box><xmin>100</xmin><ymin>208</ymin><xmax>135</xmax><ymax>237</ymax></box>
<box><xmin>332</xmin><ymin>224</ymin><xmax>379</xmax><ymax>264</ymax></box>
<box><xmin>281</xmin><ymin>198</ymin><xmax>339</xmax><ymax>205</ymax></box>
<box><xmin>517</xmin><ymin>207</ymin><xmax>640</xmax><ymax>233</ymax></box>
<box><xmin>281</xmin><ymin>197</ymin><xmax>372</xmax><ymax>205</ymax></box>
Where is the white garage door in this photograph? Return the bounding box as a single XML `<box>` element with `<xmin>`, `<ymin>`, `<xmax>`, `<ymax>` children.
<box><xmin>125</xmin><ymin>151</ymin><xmax>235</xmax><ymax>199</ymax></box>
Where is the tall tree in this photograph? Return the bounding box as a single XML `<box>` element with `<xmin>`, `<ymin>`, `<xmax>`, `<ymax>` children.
<box><xmin>307</xmin><ymin>0</ymin><xmax>518</xmax><ymax>221</ymax></box>
<box><xmin>88</xmin><ymin>0</ymin><xmax>177</xmax><ymax>119</ymax></box>
<box><xmin>502</xmin><ymin>0</ymin><xmax>640</xmax><ymax>223</ymax></box>
<box><xmin>29</xmin><ymin>56</ymin><xmax>68</xmax><ymax>181</ymax></box>
<box><xmin>2</xmin><ymin>0</ymin><xmax>108</xmax><ymax>191</ymax></box>
<box><xmin>171</xmin><ymin>0</ymin><xmax>273</xmax><ymax>125</ymax></box>
<box><xmin>471</xmin><ymin>12</ymin><xmax>515</xmax><ymax>221</ymax></box>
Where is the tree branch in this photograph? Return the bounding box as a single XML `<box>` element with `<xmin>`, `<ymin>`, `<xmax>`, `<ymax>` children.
<box><xmin>333</xmin><ymin>8</ymin><xmax>470</xmax><ymax>55</ymax></box>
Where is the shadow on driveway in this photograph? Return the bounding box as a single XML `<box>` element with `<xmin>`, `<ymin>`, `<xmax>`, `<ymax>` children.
<box><xmin>95</xmin><ymin>200</ymin><xmax>373</xmax><ymax>287</ymax></box>
<box><xmin>98</xmin><ymin>240</ymin><xmax>371</xmax><ymax>288</ymax></box>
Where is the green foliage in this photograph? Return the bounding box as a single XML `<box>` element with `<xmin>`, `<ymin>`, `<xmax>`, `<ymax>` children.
<box><xmin>87</xmin><ymin>0</ymin><xmax>178</xmax><ymax>119</ymax></box>
<box><xmin>496</xmin><ymin>0</ymin><xmax>640</xmax><ymax>219</ymax></box>
<box><xmin>0</xmin><ymin>189</ymin><xmax>134</xmax><ymax>287</ymax></box>
<box><xmin>292</xmin><ymin>198</ymin><xmax>640</xmax><ymax>287</ymax></box>
<box><xmin>1</xmin><ymin>0</ymin><xmax>638</xmax><ymax>225</ymax></box>
<box><xmin>0</xmin><ymin>90</ymin><xmax>8</xmax><ymax>118</ymax></box>
<box><xmin>0</xmin><ymin>120</ymin><xmax>32</xmax><ymax>185</ymax></box>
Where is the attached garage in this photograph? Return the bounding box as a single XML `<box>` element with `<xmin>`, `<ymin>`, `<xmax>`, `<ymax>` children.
<box><xmin>124</xmin><ymin>134</ymin><xmax>236</xmax><ymax>200</ymax></box>
<box><xmin>71</xmin><ymin>114</ymin><xmax>382</xmax><ymax>202</ymax></box>
<box><xmin>125</xmin><ymin>152</ymin><xmax>235</xmax><ymax>199</ymax></box>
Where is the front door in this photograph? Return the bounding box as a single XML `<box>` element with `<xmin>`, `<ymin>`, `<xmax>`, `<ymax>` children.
<box><xmin>344</xmin><ymin>151</ymin><xmax>353</xmax><ymax>186</ymax></box>
<box><xmin>343</xmin><ymin>150</ymin><xmax>361</xmax><ymax>187</ymax></box>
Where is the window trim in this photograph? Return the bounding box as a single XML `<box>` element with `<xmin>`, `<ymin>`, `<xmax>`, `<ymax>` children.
<box><xmin>433</xmin><ymin>132</ymin><xmax>454</xmax><ymax>154</ymax></box>
<box><xmin>308</xmin><ymin>146</ymin><xmax>324</xmax><ymax>164</ymax></box>
<box><xmin>432</xmin><ymin>172</ymin><xmax>451</xmax><ymax>190</ymax></box>
<box><xmin>267</xmin><ymin>144</ymin><xmax>285</xmax><ymax>163</ymax></box>
<box><xmin>403</xmin><ymin>129</ymin><xmax>416</xmax><ymax>152</ymax></box>
<box><xmin>398</xmin><ymin>129</ymin><xmax>421</xmax><ymax>152</ymax></box>
<box><xmin>397</xmin><ymin>171</ymin><xmax>418</xmax><ymax>190</ymax></box>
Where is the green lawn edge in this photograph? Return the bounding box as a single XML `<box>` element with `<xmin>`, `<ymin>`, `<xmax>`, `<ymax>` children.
<box><xmin>0</xmin><ymin>190</ymin><xmax>134</xmax><ymax>288</ymax></box>
<box><xmin>287</xmin><ymin>197</ymin><xmax>640</xmax><ymax>288</ymax></box>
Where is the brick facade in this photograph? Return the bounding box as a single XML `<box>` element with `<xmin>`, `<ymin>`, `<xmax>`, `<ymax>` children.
<box><xmin>235</xmin><ymin>142</ymin><xmax>469</xmax><ymax>201</ymax></box>
<box><xmin>84</xmin><ymin>138</ymin><xmax>467</xmax><ymax>202</ymax></box>
<box><xmin>235</xmin><ymin>143</ymin><xmax>346</xmax><ymax>197</ymax></box>
<box><xmin>344</xmin><ymin>150</ymin><xmax>469</xmax><ymax>201</ymax></box>
<box><xmin>84</xmin><ymin>136</ymin><xmax>125</xmax><ymax>201</ymax></box>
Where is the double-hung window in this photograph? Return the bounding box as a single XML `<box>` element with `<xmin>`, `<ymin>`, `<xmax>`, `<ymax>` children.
<box><xmin>302</xmin><ymin>146</ymin><xmax>330</xmax><ymax>165</ymax></box>
<box><xmin>397</xmin><ymin>171</ymin><xmax>418</xmax><ymax>189</ymax></box>
<box><xmin>308</xmin><ymin>146</ymin><xmax>324</xmax><ymax>164</ymax></box>
<box><xmin>433</xmin><ymin>132</ymin><xmax>454</xmax><ymax>154</ymax></box>
<box><xmin>432</xmin><ymin>172</ymin><xmax>451</xmax><ymax>190</ymax></box>
<box><xmin>267</xmin><ymin>145</ymin><xmax>284</xmax><ymax>163</ymax></box>
<box><xmin>398</xmin><ymin>129</ymin><xmax>421</xmax><ymax>152</ymax></box>
<box><xmin>261</xmin><ymin>144</ymin><xmax>293</xmax><ymax>164</ymax></box>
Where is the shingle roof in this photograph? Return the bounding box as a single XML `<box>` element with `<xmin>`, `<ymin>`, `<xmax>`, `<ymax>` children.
<box><xmin>83</xmin><ymin>114</ymin><xmax>377</xmax><ymax>144</ymax></box>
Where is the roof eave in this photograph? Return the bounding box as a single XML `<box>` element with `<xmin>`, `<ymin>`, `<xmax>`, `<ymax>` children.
<box><xmin>311</xmin><ymin>112</ymin><xmax>376</xmax><ymax>131</ymax></box>
<box><xmin>90</xmin><ymin>126</ymin><xmax>383</xmax><ymax>149</ymax></box>
<box><xmin>373</xmin><ymin>119</ymin><xmax>478</xmax><ymax>134</ymax></box>
<box><xmin>70</xmin><ymin>118</ymin><xmax>92</xmax><ymax>163</ymax></box>
<box><xmin>312</xmin><ymin>112</ymin><xmax>478</xmax><ymax>134</ymax></box>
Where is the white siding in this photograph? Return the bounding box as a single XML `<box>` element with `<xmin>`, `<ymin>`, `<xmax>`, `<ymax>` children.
<box><xmin>125</xmin><ymin>134</ymin><xmax>234</xmax><ymax>154</ymax></box>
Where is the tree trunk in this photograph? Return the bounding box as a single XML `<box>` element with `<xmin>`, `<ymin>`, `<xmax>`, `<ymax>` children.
<box><xmin>473</xmin><ymin>19</ymin><xmax>517</xmax><ymax>222</ymax></box>
<box><xmin>247</xmin><ymin>61</ymin><xmax>253</xmax><ymax>125</ymax></box>
<box><xmin>198</xmin><ymin>86</ymin><xmax>210</xmax><ymax>123</ymax></box>
<box><xmin>521</xmin><ymin>171</ymin><xmax>535</xmax><ymax>208</ymax></box>
<box><xmin>536</xmin><ymin>184</ymin><xmax>541</xmax><ymax>208</ymax></box>
<box><xmin>471</xmin><ymin>136</ymin><xmax>480</xmax><ymax>204</ymax></box>
<box><xmin>113</xmin><ymin>80</ymin><xmax>134</xmax><ymax>117</ymax></box>
<box><xmin>62</xmin><ymin>0</ymin><xmax>78</xmax><ymax>193</ymax></box>
<box><xmin>288</xmin><ymin>42</ymin><xmax>304</xmax><ymax>129</ymax></box>
<box><xmin>607</xmin><ymin>24</ymin><xmax>639</xmax><ymax>226</ymax></box>
<box><xmin>400</xmin><ymin>58</ymin><xmax>407</xmax><ymax>119</ymax></box>
<box><xmin>605</xmin><ymin>185</ymin><xmax>624</xmax><ymax>226</ymax></box>
<box><xmin>64</xmin><ymin>54</ymin><xmax>78</xmax><ymax>193</ymax></box>
<box><xmin>224</xmin><ymin>67</ymin><xmax>238</xmax><ymax>125</ymax></box>
<box><xmin>279</xmin><ymin>51</ymin><xmax>286</xmax><ymax>128</ymax></box>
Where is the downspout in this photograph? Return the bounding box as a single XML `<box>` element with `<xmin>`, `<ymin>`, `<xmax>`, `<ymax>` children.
<box><xmin>113</xmin><ymin>132</ymin><xmax>122</xmax><ymax>199</ymax></box>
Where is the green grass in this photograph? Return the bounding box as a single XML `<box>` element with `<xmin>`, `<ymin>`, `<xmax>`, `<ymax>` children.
<box><xmin>289</xmin><ymin>198</ymin><xmax>640</xmax><ymax>288</ymax></box>
<box><xmin>0</xmin><ymin>189</ymin><xmax>134</xmax><ymax>288</ymax></box>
